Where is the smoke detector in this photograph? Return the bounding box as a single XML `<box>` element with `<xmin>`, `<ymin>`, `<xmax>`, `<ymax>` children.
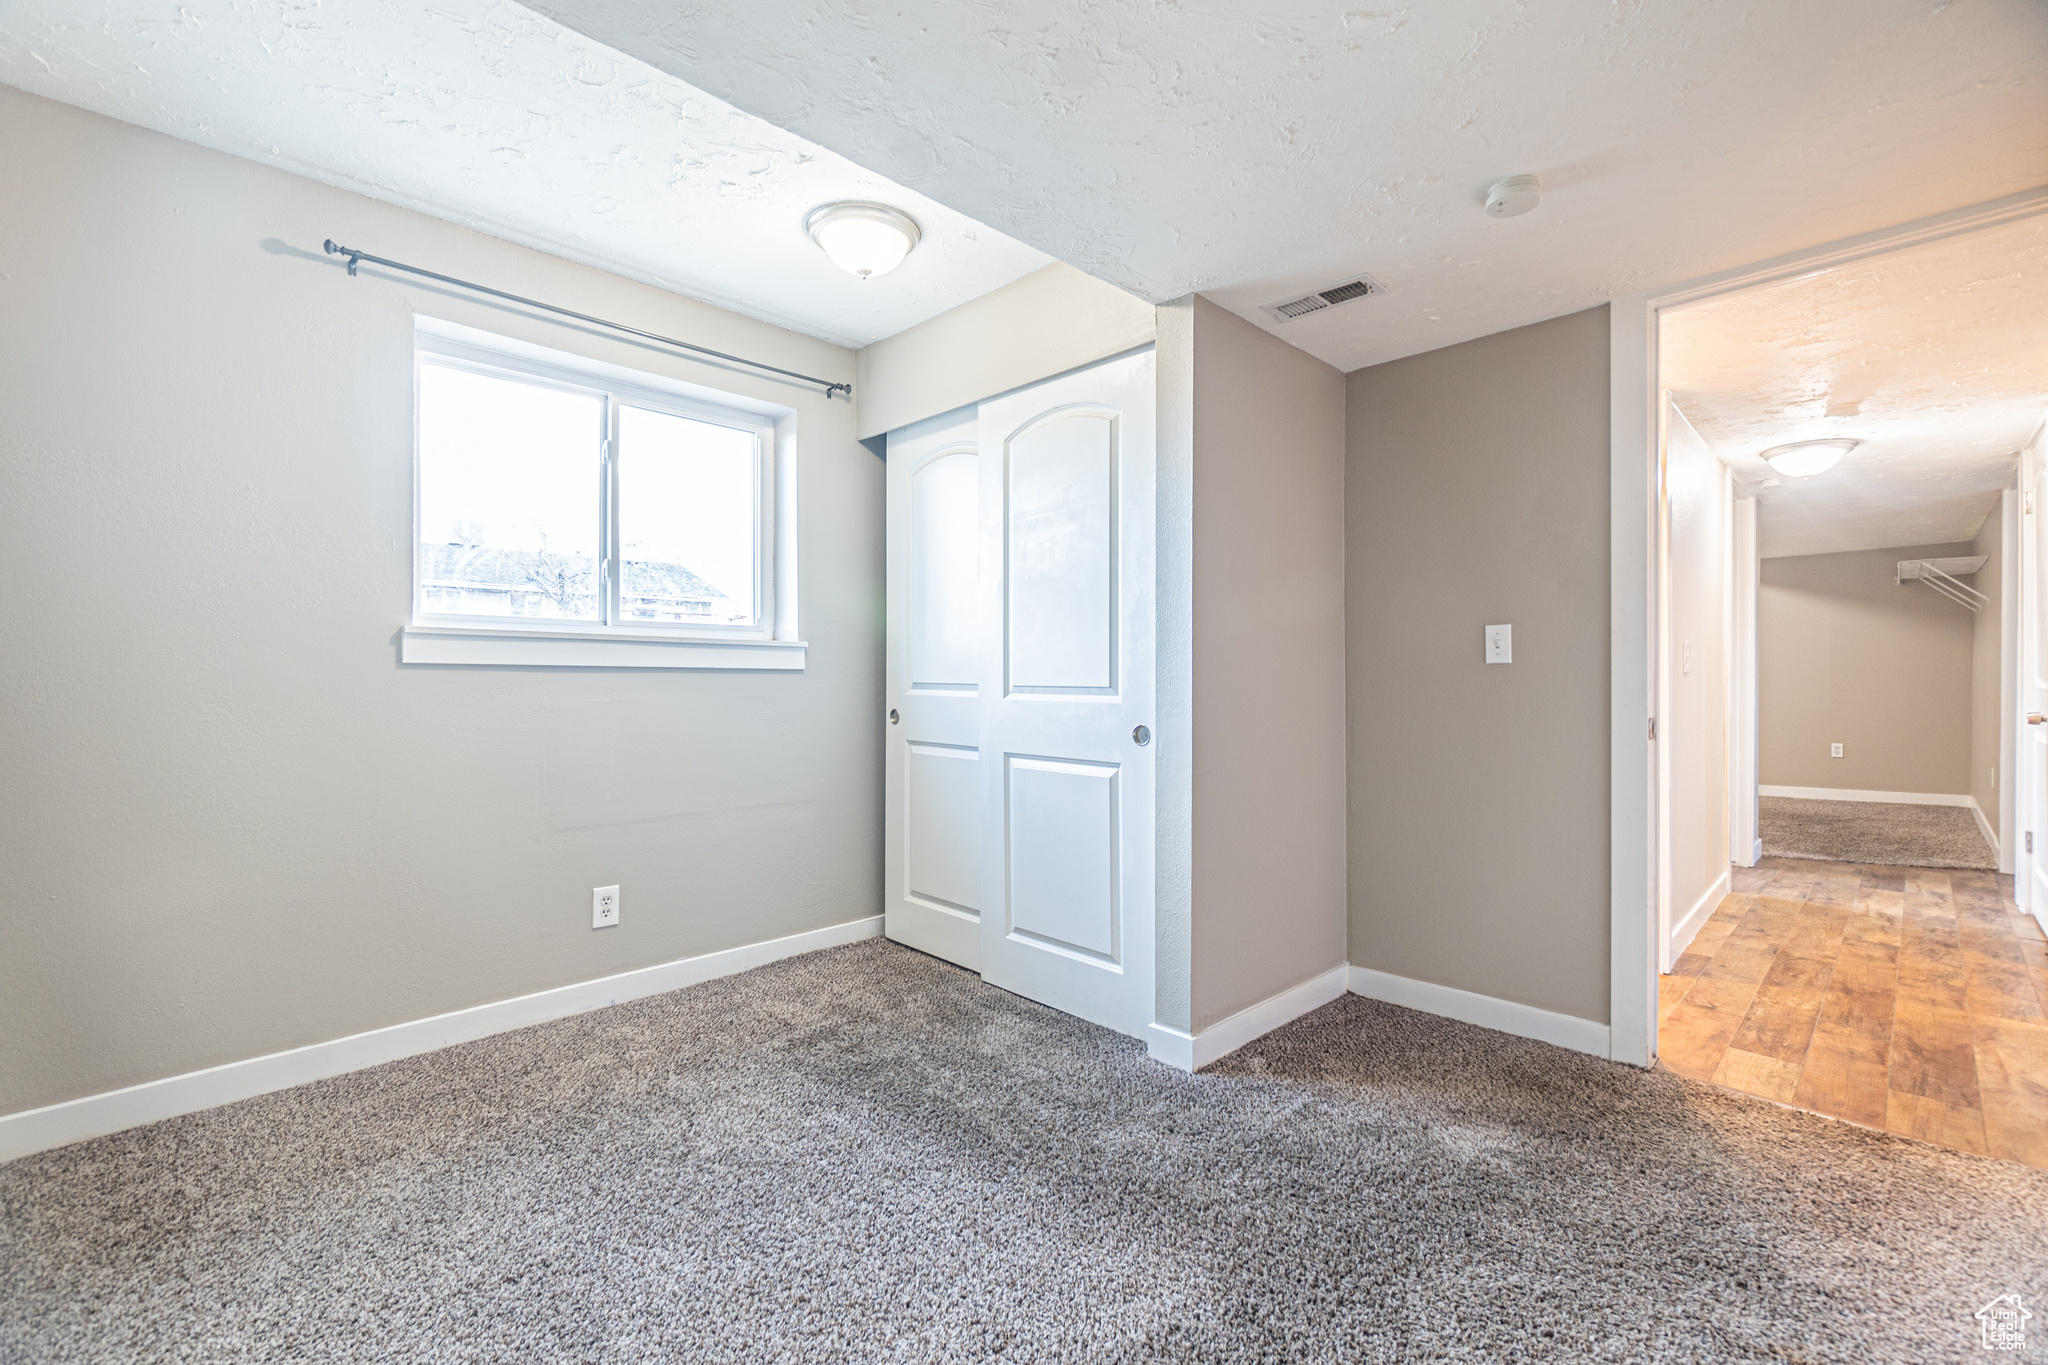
<box><xmin>1259</xmin><ymin>274</ymin><xmax>1385</xmax><ymax>323</ymax></box>
<box><xmin>1485</xmin><ymin>175</ymin><xmax>1542</xmax><ymax>218</ymax></box>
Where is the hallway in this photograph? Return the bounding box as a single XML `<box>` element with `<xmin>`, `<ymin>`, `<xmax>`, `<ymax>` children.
<box><xmin>1660</xmin><ymin>857</ymin><xmax>2048</xmax><ymax>1168</ymax></box>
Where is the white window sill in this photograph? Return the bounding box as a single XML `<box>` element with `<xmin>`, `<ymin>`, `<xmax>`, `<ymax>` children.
<box><xmin>399</xmin><ymin>625</ymin><xmax>806</xmax><ymax>671</ymax></box>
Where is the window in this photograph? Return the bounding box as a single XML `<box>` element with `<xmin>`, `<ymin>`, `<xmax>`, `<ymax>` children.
<box><xmin>404</xmin><ymin>322</ymin><xmax>801</xmax><ymax>669</ymax></box>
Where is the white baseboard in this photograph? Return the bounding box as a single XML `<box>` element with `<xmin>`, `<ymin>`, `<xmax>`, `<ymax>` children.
<box><xmin>0</xmin><ymin>915</ymin><xmax>884</xmax><ymax>1166</ymax></box>
<box><xmin>1970</xmin><ymin>797</ymin><xmax>2000</xmax><ymax>860</ymax></box>
<box><xmin>1759</xmin><ymin>784</ymin><xmax>1972</xmax><ymax>807</ymax></box>
<box><xmin>1147</xmin><ymin>964</ymin><xmax>1349</xmax><ymax>1072</ymax></box>
<box><xmin>1670</xmin><ymin>867</ymin><xmax>1730</xmax><ymax>962</ymax></box>
<box><xmin>1346</xmin><ymin>966</ymin><xmax>1612</xmax><ymax>1060</ymax></box>
<box><xmin>1754</xmin><ymin>838</ymin><xmax>1765</xmax><ymax>863</ymax></box>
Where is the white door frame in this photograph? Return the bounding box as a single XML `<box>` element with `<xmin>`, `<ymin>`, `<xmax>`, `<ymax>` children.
<box><xmin>1607</xmin><ymin>184</ymin><xmax>2048</xmax><ymax>1067</ymax></box>
<box><xmin>2001</xmin><ymin>483</ymin><xmax>2023</xmax><ymax>882</ymax></box>
<box><xmin>1729</xmin><ymin>495</ymin><xmax>1760</xmax><ymax>869</ymax></box>
<box><xmin>2018</xmin><ymin>432</ymin><xmax>2048</xmax><ymax>921</ymax></box>
<box><xmin>1653</xmin><ymin>391</ymin><xmax>1672</xmax><ymax>974</ymax></box>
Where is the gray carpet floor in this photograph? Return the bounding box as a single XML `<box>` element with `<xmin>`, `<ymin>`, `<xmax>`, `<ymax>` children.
<box><xmin>1760</xmin><ymin>795</ymin><xmax>1997</xmax><ymax>870</ymax></box>
<box><xmin>4</xmin><ymin>940</ymin><xmax>2045</xmax><ymax>1364</ymax></box>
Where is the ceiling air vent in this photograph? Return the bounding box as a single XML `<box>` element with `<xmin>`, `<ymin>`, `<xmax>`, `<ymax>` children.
<box><xmin>1260</xmin><ymin>274</ymin><xmax>1384</xmax><ymax>323</ymax></box>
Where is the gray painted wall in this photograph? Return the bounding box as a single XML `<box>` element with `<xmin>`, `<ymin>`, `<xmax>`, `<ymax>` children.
<box><xmin>1759</xmin><ymin>543</ymin><xmax>1976</xmax><ymax>795</ymax></box>
<box><xmin>1346</xmin><ymin>307</ymin><xmax>1612</xmax><ymax>1024</ymax></box>
<box><xmin>0</xmin><ymin>89</ymin><xmax>881</xmax><ymax>1117</ymax></box>
<box><xmin>1188</xmin><ymin>298</ymin><xmax>1348</xmax><ymax>1031</ymax></box>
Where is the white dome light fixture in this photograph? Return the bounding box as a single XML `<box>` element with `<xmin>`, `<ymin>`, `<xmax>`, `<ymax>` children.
<box><xmin>1484</xmin><ymin>174</ymin><xmax>1542</xmax><ymax>218</ymax></box>
<box><xmin>806</xmin><ymin>202</ymin><xmax>921</xmax><ymax>279</ymax></box>
<box><xmin>1762</xmin><ymin>438</ymin><xmax>1859</xmax><ymax>478</ymax></box>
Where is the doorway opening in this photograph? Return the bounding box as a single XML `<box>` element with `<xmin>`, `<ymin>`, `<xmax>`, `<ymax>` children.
<box><xmin>1648</xmin><ymin>206</ymin><xmax>2048</xmax><ymax>1167</ymax></box>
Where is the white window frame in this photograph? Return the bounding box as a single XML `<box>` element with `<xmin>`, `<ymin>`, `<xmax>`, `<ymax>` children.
<box><xmin>400</xmin><ymin>318</ymin><xmax>804</xmax><ymax>671</ymax></box>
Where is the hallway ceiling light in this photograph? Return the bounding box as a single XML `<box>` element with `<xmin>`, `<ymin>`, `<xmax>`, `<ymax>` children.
<box><xmin>1762</xmin><ymin>438</ymin><xmax>1859</xmax><ymax>477</ymax></box>
<box><xmin>806</xmin><ymin>202</ymin><xmax>921</xmax><ymax>278</ymax></box>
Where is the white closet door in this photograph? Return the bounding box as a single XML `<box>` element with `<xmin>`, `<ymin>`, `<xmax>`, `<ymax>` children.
<box><xmin>884</xmin><ymin>408</ymin><xmax>989</xmax><ymax>970</ymax></box>
<box><xmin>2023</xmin><ymin>438</ymin><xmax>2048</xmax><ymax>921</ymax></box>
<box><xmin>977</xmin><ymin>351</ymin><xmax>1156</xmax><ymax>1038</ymax></box>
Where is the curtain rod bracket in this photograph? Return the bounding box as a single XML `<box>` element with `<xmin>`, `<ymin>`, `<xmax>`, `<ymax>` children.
<box><xmin>320</xmin><ymin>238</ymin><xmax>851</xmax><ymax>400</ymax></box>
<box><xmin>324</xmin><ymin>239</ymin><xmax>363</xmax><ymax>276</ymax></box>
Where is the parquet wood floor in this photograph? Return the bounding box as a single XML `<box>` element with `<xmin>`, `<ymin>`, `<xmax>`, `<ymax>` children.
<box><xmin>1659</xmin><ymin>857</ymin><xmax>2048</xmax><ymax>1169</ymax></box>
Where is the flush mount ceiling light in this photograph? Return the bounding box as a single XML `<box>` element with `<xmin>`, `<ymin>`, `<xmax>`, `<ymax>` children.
<box><xmin>1484</xmin><ymin>174</ymin><xmax>1541</xmax><ymax>218</ymax></box>
<box><xmin>1762</xmin><ymin>438</ymin><xmax>1860</xmax><ymax>478</ymax></box>
<box><xmin>805</xmin><ymin>202</ymin><xmax>921</xmax><ymax>279</ymax></box>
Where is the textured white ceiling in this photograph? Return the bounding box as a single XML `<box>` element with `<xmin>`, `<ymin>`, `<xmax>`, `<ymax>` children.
<box><xmin>526</xmin><ymin>0</ymin><xmax>2048</xmax><ymax>372</ymax></box>
<box><xmin>1662</xmin><ymin>214</ymin><xmax>2048</xmax><ymax>559</ymax></box>
<box><xmin>0</xmin><ymin>0</ymin><xmax>1052</xmax><ymax>349</ymax></box>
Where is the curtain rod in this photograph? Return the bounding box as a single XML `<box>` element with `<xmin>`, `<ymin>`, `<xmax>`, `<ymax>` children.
<box><xmin>322</xmin><ymin>239</ymin><xmax>851</xmax><ymax>400</ymax></box>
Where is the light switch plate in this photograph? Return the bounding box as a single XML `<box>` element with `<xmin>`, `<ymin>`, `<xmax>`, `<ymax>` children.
<box><xmin>1485</xmin><ymin>624</ymin><xmax>1512</xmax><ymax>664</ymax></box>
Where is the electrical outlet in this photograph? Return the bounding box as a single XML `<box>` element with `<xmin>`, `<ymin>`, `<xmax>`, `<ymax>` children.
<box><xmin>1830</xmin><ymin>743</ymin><xmax>1844</xmax><ymax>758</ymax></box>
<box><xmin>592</xmin><ymin>885</ymin><xmax>620</xmax><ymax>930</ymax></box>
<box><xmin>1484</xmin><ymin>624</ymin><xmax>1512</xmax><ymax>664</ymax></box>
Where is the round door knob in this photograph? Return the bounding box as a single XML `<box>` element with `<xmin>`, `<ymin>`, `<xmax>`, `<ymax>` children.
<box><xmin>888</xmin><ymin>709</ymin><xmax>900</xmax><ymax>725</ymax></box>
<box><xmin>2030</xmin><ymin>713</ymin><xmax>2046</xmax><ymax>725</ymax></box>
<box><xmin>1132</xmin><ymin>724</ymin><xmax>1151</xmax><ymax>746</ymax></box>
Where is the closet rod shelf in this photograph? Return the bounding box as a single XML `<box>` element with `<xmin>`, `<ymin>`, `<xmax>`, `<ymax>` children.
<box><xmin>1897</xmin><ymin>556</ymin><xmax>1988</xmax><ymax>612</ymax></box>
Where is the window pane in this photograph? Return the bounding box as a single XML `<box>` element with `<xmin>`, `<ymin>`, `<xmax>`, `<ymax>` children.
<box><xmin>617</xmin><ymin>406</ymin><xmax>758</xmax><ymax>626</ymax></box>
<box><xmin>418</xmin><ymin>363</ymin><xmax>603</xmax><ymax>621</ymax></box>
